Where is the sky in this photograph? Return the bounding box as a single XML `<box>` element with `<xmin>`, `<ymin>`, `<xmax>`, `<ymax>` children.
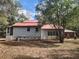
<box><xmin>19</xmin><ymin>0</ymin><xmax>38</xmax><ymax>19</ymax></box>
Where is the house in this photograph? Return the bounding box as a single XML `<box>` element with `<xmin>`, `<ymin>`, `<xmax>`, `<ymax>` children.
<box><xmin>41</xmin><ymin>24</ymin><xmax>63</xmax><ymax>39</ymax></box>
<box><xmin>64</xmin><ymin>29</ymin><xmax>76</xmax><ymax>38</ymax></box>
<box><xmin>6</xmin><ymin>20</ymin><xmax>63</xmax><ymax>41</ymax></box>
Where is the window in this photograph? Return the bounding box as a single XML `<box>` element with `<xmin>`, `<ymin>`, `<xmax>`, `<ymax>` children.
<box><xmin>55</xmin><ymin>31</ymin><xmax>58</xmax><ymax>35</ymax></box>
<box><xmin>48</xmin><ymin>31</ymin><xmax>57</xmax><ymax>36</ymax></box>
<box><xmin>53</xmin><ymin>31</ymin><xmax>56</xmax><ymax>35</ymax></box>
<box><xmin>10</xmin><ymin>27</ymin><xmax>13</xmax><ymax>35</ymax></box>
<box><xmin>27</xmin><ymin>27</ymin><xmax>30</xmax><ymax>31</ymax></box>
<box><xmin>48</xmin><ymin>31</ymin><xmax>52</xmax><ymax>36</ymax></box>
<box><xmin>35</xmin><ymin>28</ymin><xmax>39</xmax><ymax>32</ymax></box>
<box><xmin>7</xmin><ymin>27</ymin><xmax>9</xmax><ymax>33</ymax></box>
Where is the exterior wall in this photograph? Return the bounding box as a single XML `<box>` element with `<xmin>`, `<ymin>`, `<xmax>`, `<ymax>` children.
<box><xmin>6</xmin><ymin>36</ymin><xmax>15</xmax><ymax>41</ymax></box>
<box><xmin>6</xmin><ymin>28</ymin><xmax>10</xmax><ymax>36</ymax></box>
<box><xmin>64</xmin><ymin>32</ymin><xmax>75</xmax><ymax>38</ymax></box>
<box><xmin>13</xmin><ymin>27</ymin><xmax>41</xmax><ymax>39</ymax></box>
<box><xmin>41</xmin><ymin>30</ymin><xmax>48</xmax><ymax>39</ymax></box>
<box><xmin>6</xmin><ymin>28</ymin><xmax>10</xmax><ymax>40</ymax></box>
<box><xmin>6</xmin><ymin>26</ymin><xmax>63</xmax><ymax>40</ymax></box>
<box><xmin>6</xmin><ymin>28</ymin><xmax>15</xmax><ymax>41</ymax></box>
<box><xmin>41</xmin><ymin>29</ymin><xmax>63</xmax><ymax>40</ymax></box>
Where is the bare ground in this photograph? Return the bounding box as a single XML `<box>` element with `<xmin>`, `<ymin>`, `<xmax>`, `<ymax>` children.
<box><xmin>0</xmin><ymin>39</ymin><xmax>79</xmax><ymax>59</ymax></box>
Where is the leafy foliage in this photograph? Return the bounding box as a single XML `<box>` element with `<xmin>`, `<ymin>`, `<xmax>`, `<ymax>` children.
<box><xmin>0</xmin><ymin>0</ymin><xmax>21</xmax><ymax>37</ymax></box>
<box><xmin>36</xmin><ymin>0</ymin><xmax>79</xmax><ymax>29</ymax></box>
<box><xmin>36</xmin><ymin>0</ymin><xmax>79</xmax><ymax>43</ymax></box>
<box><xmin>66</xmin><ymin>6</ymin><xmax>79</xmax><ymax>30</ymax></box>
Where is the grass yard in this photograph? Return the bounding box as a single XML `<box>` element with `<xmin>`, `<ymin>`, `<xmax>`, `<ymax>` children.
<box><xmin>0</xmin><ymin>39</ymin><xmax>79</xmax><ymax>59</ymax></box>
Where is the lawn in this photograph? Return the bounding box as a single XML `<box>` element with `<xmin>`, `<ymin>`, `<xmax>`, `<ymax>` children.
<box><xmin>0</xmin><ymin>39</ymin><xmax>79</xmax><ymax>59</ymax></box>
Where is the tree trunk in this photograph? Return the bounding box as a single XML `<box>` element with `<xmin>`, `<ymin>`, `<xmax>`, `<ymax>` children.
<box><xmin>59</xmin><ymin>29</ymin><xmax>64</xmax><ymax>43</ymax></box>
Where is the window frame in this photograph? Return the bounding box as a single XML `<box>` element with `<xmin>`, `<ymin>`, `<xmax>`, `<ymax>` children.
<box><xmin>48</xmin><ymin>31</ymin><xmax>53</xmax><ymax>36</ymax></box>
<box><xmin>7</xmin><ymin>27</ymin><xmax>9</xmax><ymax>33</ymax></box>
<box><xmin>35</xmin><ymin>27</ymin><xmax>39</xmax><ymax>32</ymax></box>
<box><xmin>10</xmin><ymin>27</ymin><xmax>13</xmax><ymax>35</ymax></box>
<box><xmin>48</xmin><ymin>31</ymin><xmax>57</xmax><ymax>36</ymax></box>
<box><xmin>27</xmin><ymin>27</ymin><xmax>30</xmax><ymax>32</ymax></box>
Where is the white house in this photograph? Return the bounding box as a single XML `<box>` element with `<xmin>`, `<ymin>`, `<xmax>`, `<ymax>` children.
<box><xmin>6</xmin><ymin>20</ymin><xmax>63</xmax><ymax>41</ymax></box>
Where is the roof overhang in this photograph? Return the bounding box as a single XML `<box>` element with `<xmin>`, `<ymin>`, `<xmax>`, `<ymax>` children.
<box><xmin>12</xmin><ymin>20</ymin><xmax>41</xmax><ymax>27</ymax></box>
<box><xmin>65</xmin><ymin>29</ymin><xmax>75</xmax><ymax>32</ymax></box>
<box><xmin>41</xmin><ymin>24</ymin><xmax>63</xmax><ymax>30</ymax></box>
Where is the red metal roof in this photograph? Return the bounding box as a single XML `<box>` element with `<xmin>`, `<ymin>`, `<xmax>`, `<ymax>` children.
<box><xmin>13</xmin><ymin>20</ymin><xmax>39</xmax><ymax>27</ymax></box>
<box><xmin>24</xmin><ymin>20</ymin><xmax>38</xmax><ymax>23</ymax></box>
<box><xmin>13</xmin><ymin>20</ymin><xmax>63</xmax><ymax>29</ymax></box>
<box><xmin>41</xmin><ymin>24</ymin><xmax>63</xmax><ymax>30</ymax></box>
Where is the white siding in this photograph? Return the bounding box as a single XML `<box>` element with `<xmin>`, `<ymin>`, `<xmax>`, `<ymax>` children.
<box><xmin>41</xmin><ymin>30</ymin><xmax>58</xmax><ymax>39</ymax></box>
<box><xmin>6</xmin><ymin>28</ymin><xmax>16</xmax><ymax>40</ymax></box>
<box><xmin>13</xmin><ymin>27</ymin><xmax>41</xmax><ymax>39</ymax></box>
<box><xmin>6</xmin><ymin>28</ymin><xmax>9</xmax><ymax>36</ymax></box>
<box><xmin>41</xmin><ymin>30</ymin><xmax>48</xmax><ymax>39</ymax></box>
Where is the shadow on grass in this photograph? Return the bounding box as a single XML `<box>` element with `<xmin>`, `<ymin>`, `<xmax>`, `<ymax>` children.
<box><xmin>75</xmin><ymin>48</ymin><xmax>79</xmax><ymax>52</ymax></box>
<box><xmin>0</xmin><ymin>40</ymin><xmax>60</xmax><ymax>48</ymax></box>
<box><xmin>48</xmin><ymin>49</ymin><xmax>79</xmax><ymax>59</ymax></box>
<box><xmin>12</xmin><ymin>48</ymin><xmax>79</xmax><ymax>59</ymax></box>
<box><xmin>65</xmin><ymin>40</ymin><xmax>79</xmax><ymax>44</ymax></box>
<box><xmin>14</xmin><ymin>55</ymin><xmax>41</xmax><ymax>59</ymax></box>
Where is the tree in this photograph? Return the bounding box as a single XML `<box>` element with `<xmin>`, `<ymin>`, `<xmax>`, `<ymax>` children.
<box><xmin>66</xmin><ymin>6</ymin><xmax>79</xmax><ymax>30</ymax></box>
<box><xmin>0</xmin><ymin>0</ymin><xmax>21</xmax><ymax>37</ymax></box>
<box><xmin>0</xmin><ymin>15</ymin><xmax>8</xmax><ymax>37</ymax></box>
<box><xmin>17</xmin><ymin>12</ymin><xmax>28</xmax><ymax>22</ymax></box>
<box><xmin>36</xmin><ymin>0</ymin><xmax>79</xmax><ymax>43</ymax></box>
<box><xmin>0</xmin><ymin>0</ymin><xmax>21</xmax><ymax>25</ymax></box>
